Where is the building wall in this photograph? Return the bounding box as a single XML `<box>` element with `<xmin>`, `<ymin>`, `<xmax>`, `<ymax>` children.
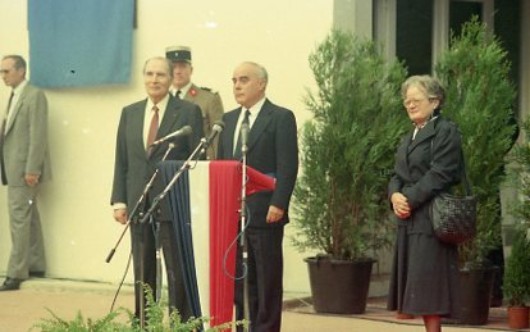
<box><xmin>0</xmin><ymin>0</ymin><xmax>333</xmax><ymax>293</ymax></box>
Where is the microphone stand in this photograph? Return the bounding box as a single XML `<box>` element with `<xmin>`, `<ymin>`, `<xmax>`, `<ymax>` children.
<box><xmin>105</xmin><ymin>143</ymin><xmax>175</xmax><ymax>329</ymax></box>
<box><xmin>105</xmin><ymin>143</ymin><xmax>175</xmax><ymax>263</ymax></box>
<box><xmin>240</xmin><ymin>139</ymin><xmax>250</xmax><ymax>331</ymax></box>
<box><xmin>138</xmin><ymin>137</ymin><xmax>208</xmax><ymax>225</ymax></box>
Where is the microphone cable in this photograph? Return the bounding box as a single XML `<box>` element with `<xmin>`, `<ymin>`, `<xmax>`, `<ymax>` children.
<box><xmin>109</xmin><ymin>248</ymin><xmax>133</xmax><ymax>313</ymax></box>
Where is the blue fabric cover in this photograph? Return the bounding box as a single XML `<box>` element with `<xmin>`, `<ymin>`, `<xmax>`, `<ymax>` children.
<box><xmin>28</xmin><ymin>0</ymin><xmax>134</xmax><ymax>88</ymax></box>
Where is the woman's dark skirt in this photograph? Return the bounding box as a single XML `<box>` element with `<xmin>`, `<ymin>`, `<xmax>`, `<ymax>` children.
<box><xmin>387</xmin><ymin>223</ymin><xmax>459</xmax><ymax>317</ymax></box>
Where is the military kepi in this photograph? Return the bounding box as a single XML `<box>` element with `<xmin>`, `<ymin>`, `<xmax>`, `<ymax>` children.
<box><xmin>165</xmin><ymin>45</ymin><xmax>192</xmax><ymax>63</ymax></box>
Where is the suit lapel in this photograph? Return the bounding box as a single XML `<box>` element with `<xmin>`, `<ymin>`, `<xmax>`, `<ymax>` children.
<box><xmin>247</xmin><ymin>99</ymin><xmax>273</xmax><ymax>153</ymax></box>
<box><xmin>5</xmin><ymin>85</ymin><xmax>28</xmax><ymax>134</ymax></box>
<box><xmin>407</xmin><ymin>120</ymin><xmax>435</xmax><ymax>155</ymax></box>
<box><xmin>225</xmin><ymin>109</ymin><xmax>241</xmax><ymax>158</ymax></box>
<box><xmin>158</xmin><ymin>97</ymin><xmax>181</xmax><ymax>137</ymax></box>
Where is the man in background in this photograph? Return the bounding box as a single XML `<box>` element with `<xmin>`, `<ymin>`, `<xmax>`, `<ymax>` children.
<box><xmin>217</xmin><ymin>61</ymin><xmax>299</xmax><ymax>332</ymax></box>
<box><xmin>0</xmin><ymin>54</ymin><xmax>51</xmax><ymax>291</ymax></box>
<box><xmin>110</xmin><ymin>56</ymin><xmax>204</xmax><ymax>323</ymax></box>
<box><xmin>165</xmin><ymin>45</ymin><xmax>224</xmax><ymax>159</ymax></box>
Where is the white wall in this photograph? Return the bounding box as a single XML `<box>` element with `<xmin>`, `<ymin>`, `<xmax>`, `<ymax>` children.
<box><xmin>0</xmin><ymin>0</ymin><xmax>332</xmax><ymax>293</ymax></box>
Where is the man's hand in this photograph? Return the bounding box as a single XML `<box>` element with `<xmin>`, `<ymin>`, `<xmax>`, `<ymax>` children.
<box><xmin>266</xmin><ymin>205</ymin><xmax>284</xmax><ymax>223</ymax></box>
<box><xmin>113</xmin><ymin>208</ymin><xmax>128</xmax><ymax>224</ymax></box>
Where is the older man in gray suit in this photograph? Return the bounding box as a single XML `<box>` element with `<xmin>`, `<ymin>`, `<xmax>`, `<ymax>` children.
<box><xmin>0</xmin><ymin>55</ymin><xmax>51</xmax><ymax>291</ymax></box>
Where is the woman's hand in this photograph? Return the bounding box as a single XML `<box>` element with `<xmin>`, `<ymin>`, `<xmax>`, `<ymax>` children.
<box><xmin>391</xmin><ymin>193</ymin><xmax>411</xmax><ymax>219</ymax></box>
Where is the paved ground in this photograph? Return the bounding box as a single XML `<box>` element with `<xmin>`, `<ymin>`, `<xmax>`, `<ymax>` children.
<box><xmin>0</xmin><ymin>277</ymin><xmax>525</xmax><ymax>331</ymax></box>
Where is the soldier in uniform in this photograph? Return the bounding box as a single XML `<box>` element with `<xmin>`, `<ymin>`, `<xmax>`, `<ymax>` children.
<box><xmin>165</xmin><ymin>45</ymin><xmax>224</xmax><ymax>159</ymax></box>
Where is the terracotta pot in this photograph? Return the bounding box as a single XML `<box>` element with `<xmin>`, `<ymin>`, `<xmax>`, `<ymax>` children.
<box><xmin>508</xmin><ymin>306</ymin><xmax>529</xmax><ymax>330</ymax></box>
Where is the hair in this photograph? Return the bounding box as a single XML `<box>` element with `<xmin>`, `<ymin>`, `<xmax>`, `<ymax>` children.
<box><xmin>2</xmin><ymin>55</ymin><xmax>27</xmax><ymax>72</ymax></box>
<box><xmin>143</xmin><ymin>56</ymin><xmax>173</xmax><ymax>78</ymax></box>
<box><xmin>242</xmin><ymin>61</ymin><xmax>269</xmax><ymax>83</ymax></box>
<box><xmin>401</xmin><ymin>75</ymin><xmax>445</xmax><ymax>109</ymax></box>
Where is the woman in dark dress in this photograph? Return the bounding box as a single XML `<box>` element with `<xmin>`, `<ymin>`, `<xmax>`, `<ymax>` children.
<box><xmin>387</xmin><ymin>75</ymin><xmax>462</xmax><ymax>332</ymax></box>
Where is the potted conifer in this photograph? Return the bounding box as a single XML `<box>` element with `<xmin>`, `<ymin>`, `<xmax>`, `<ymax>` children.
<box><xmin>503</xmin><ymin>226</ymin><xmax>530</xmax><ymax>329</ymax></box>
<box><xmin>435</xmin><ymin>17</ymin><xmax>518</xmax><ymax>325</ymax></box>
<box><xmin>505</xmin><ymin>118</ymin><xmax>530</xmax><ymax>329</ymax></box>
<box><xmin>291</xmin><ymin>29</ymin><xmax>408</xmax><ymax>314</ymax></box>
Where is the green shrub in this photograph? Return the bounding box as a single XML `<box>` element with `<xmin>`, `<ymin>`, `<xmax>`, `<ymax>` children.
<box><xmin>503</xmin><ymin>227</ymin><xmax>530</xmax><ymax>306</ymax></box>
<box><xmin>291</xmin><ymin>29</ymin><xmax>408</xmax><ymax>260</ymax></box>
<box><xmin>435</xmin><ymin>17</ymin><xmax>518</xmax><ymax>267</ymax></box>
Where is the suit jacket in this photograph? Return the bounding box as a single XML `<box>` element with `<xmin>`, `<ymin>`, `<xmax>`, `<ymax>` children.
<box><xmin>111</xmin><ymin>95</ymin><xmax>204</xmax><ymax>212</ymax></box>
<box><xmin>218</xmin><ymin>99</ymin><xmax>299</xmax><ymax>228</ymax></box>
<box><xmin>388</xmin><ymin>116</ymin><xmax>463</xmax><ymax>235</ymax></box>
<box><xmin>2</xmin><ymin>83</ymin><xmax>51</xmax><ymax>186</ymax></box>
<box><xmin>183</xmin><ymin>84</ymin><xmax>224</xmax><ymax>159</ymax></box>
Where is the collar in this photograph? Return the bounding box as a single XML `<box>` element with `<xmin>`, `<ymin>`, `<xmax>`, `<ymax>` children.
<box><xmin>243</xmin><ymin>97</ymin><xmax>266</xmax><ymax>118</ymax></box>
<box><xmin>12</xmin><ymin>79</ymin><xmax>28</xmax><ymax>96</ymax></box>
<box><xmin>412</xmin><ymin>115</ymin><xmax>439</xmax><ymax>129</ymax></box>
<box><xmin>172</xmin><ymin>82</ymin><xmax>193</xmax><ymax>97</ymax></box>
<box><xmin>148</xmin><ymin>93</ymin><xmax>170</xmax><ymax>113</ymax></box>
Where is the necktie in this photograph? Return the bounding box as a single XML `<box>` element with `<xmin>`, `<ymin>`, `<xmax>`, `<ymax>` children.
<box><xmin>0</xmin><ymin>91</ymin><xmax>14</xmax><ymax>184</ymax></box>
<box><xmin>175</xmin><ymin>90</ymin><xmax>182</xmax><ymax>99</ymax></box>
<box><xmin>4</xmin><ymin>91</ymin><xmax>14</xmax><ymax>117</ymax></box>
<box><xmin>146</xmin><ymin>105</ymin><xmax>159</xmax><ymax>156</ymax></box>
<box><xmin>233</xmin><ymin>109</ymin><xmax>250</xmax><ymax>159</ymax></box>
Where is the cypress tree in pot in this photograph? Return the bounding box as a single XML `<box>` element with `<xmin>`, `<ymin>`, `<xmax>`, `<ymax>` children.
<box><xmin>435</xmin><ymin>17</ymin><xmax>518</xmax><ymax>324</ymax></box>
<box><xmin>291</xmin><ymin>29</ymin><xmax>408</xmax><ymax>314</ymax></box>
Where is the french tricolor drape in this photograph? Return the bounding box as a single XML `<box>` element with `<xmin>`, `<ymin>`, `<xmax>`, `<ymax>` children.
<box><xmin>159</xmin><ymin>160</ymin><xmax>275</xmax><ymax>328</ymax></box>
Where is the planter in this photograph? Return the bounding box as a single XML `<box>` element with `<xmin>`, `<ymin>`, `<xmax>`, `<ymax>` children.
<box><xmin>508</xmin><ymin>306</ymin><xmax>530</xmax><ymax>330</ymax></box>
<box><xmin>456</xmin><ymin>265</ymin><xmax>497</xmax><ymax>325</ymax></box>
<box><xmin>305</xmin><ymin>256</ymin><xmax>375</xmax><ymax>314</ymax></box>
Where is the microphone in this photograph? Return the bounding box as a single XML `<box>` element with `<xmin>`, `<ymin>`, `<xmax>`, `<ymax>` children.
<box><xmin>204</xmin><ymin>121</ymin><xmax>225</xmax><ymax>146</ymax></box>
<box><xmin>199</xmin><ymin>121</ymin><xmax>224</xmax><ymax>156</ymax></box>
<box><xmin>241</xmin><ymin>122</ymin><xmax>249</xmax><ymax>154</ymax></box>
<box><xmin>151</xmin><ymin>125</ymin><xmax>192</xmax><ymax>146</ymax></box>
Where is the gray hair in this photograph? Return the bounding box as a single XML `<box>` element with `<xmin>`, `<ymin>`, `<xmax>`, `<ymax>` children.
<box><xmin>143</xmin><ymin>56</ymin><xmax>173</xmax><ymax>78</ymax></box>
<box><xmin>242</xmin><ymin>61</ymin><xmax>268</xmax><ymax>83</ymax></box>
<box><xmin>2</xmin><ymin>55</ymin><xmax>27</xmax><ymax>72</ymax></box>
<box><xmin>401</xmin><ymin>75</ymin><xmax>445</xmax><ymax>109</ymax></box>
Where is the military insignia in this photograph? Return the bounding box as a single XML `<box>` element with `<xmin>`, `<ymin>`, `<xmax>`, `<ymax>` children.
<box><xmin>190</xmin><ymin>88</ymin><xmax>198</xmax><ymax>96</ymax></box>
<box><xmin>200</xmin><ymin>86</ymin><xmax>218</xmax><ymax>94</ymax></box>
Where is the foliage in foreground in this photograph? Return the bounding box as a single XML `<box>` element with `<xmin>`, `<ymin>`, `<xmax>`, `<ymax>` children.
<box><xmin>32</xmin><ymin>286</ymin><xmax>246</xmax><ymax>332</ymax></box>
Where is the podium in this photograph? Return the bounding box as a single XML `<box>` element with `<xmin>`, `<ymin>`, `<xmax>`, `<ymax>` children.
<box><xmin>158</xmin><ymin>160</ymin><xmax>275</xmax><ymax>328</ymax></box>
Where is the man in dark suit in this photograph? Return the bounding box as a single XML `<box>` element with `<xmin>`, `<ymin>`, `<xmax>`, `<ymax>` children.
<box><xmin>0</xmin><ymin>55</ymin><xmax>51</xmax><ymax>291</ymax></box>
<box><xmin>110</xmin><ymin>56</ymin><xmax>204</xmax><ymax>323</ymax></box>
<box><xmin>217</xmin><ymin>62</ymin><xmax>299</xmax><ymax>332</ymax></box>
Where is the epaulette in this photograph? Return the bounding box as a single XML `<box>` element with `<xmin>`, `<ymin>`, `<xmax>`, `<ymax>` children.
<box><xmin>200</xmin><ymin>86</ymin><xmax>218</xmax><ymax>94</ymax></box>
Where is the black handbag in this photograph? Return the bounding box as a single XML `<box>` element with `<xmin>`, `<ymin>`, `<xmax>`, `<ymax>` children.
<box><xmin>430</xmin><ymin>141</ymin><xmax>477</xmax><ymax>245</ymax></box>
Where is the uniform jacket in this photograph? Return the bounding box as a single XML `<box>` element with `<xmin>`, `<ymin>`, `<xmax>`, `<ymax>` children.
<box><xmin>183</xmin><ymin>84</ymin><xmax>224</xmax><ymax>159</ymax></box>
